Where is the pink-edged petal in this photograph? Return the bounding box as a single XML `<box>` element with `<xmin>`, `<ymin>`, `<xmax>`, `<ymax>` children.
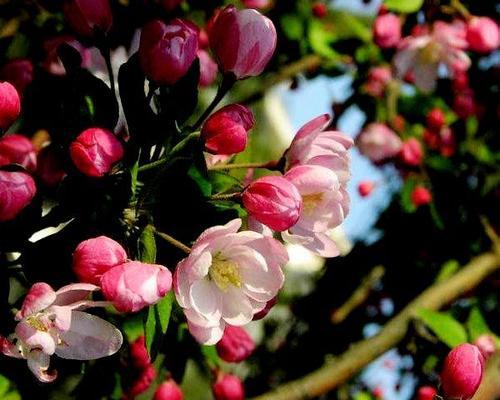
<box><xmin>193</xmin><ymin>219</ymin><xmax>242</xmax><ymax>248</ymax></box>
<box><xmin>27</xmin><ymin>350</ymin><xmax>57</xmax><ymax>383</ymax></box>
<box><xmin>293</xmin><ymin>114</ymin><xmax>331</xmax><ymax>143</ymax></box>
<box><xmin>16</xmin><ymin>282</ymin><xmax>56</xmax><ymax>320</ymax></box>
<box><xmin>287</xmin><ymin>227</ymin><xmax>340</xmax><ymax>258</ymax></box>
<box><xmin>44</xmin><ymin>306</ymin><xmax>72</xmax><ymax>332</ymax></box>
<box><xmin>54</xmin><ymin>311</ymin><xmax>122</xmax><ymax>360</ymax></box>
<box><xmin>245</xmin><ymin>236</ymin><xmax>289</xmax><ymax>270</ymax></box>
<box><xmin>189</xmin><ymin>279</ymin><xmax>221</xmax><ymax>322</ymax></box>
<box><xmin>247</xmin><ymin>216</ymin><xmax>274</xmax><ymax>237</ymax></box>
<box><xmin>413</xmin><ymin>62</ymin><xmax>438</xmax><ymax>93</ymax></box>
<box><xmin>187</xmin><ymin>319</ymin><xmax>225</xmax><ymax>345</ymax></box>
<box><xmin>221</xmin><ymin>287</ymin><xmax>254</xmax><ymax>326</ymax></box>
<box><xmin>53</xmin><ymin>283</ymin><xmax>100</xmax><ymax>306</ymax></box>
<box><xmin>15</xmin><ymin>320</ymin><xmax>56</xmax><ymax>355</ymax></box>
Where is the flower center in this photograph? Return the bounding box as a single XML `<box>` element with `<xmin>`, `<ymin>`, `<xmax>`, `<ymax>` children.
<box><xmin>419</xmin><ymin>42</ymin><xmax>441</xmax><ymax>64</ymax></box>
<box><xmin>301</xmin><ymin>193</ymin><xmax>324</xmax><ymax>215</ymax></box>
<box><xmin>209</xmin><ymin>257</ymin><xmax>241</xmax><ymax>291</ymax></box>
<box><xmin>26</xmin><ymin>316</ymin><xmax>48</xmax><ymax>332</ymax></box>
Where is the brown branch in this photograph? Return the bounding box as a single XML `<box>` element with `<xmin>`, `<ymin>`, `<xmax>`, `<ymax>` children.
<box><xmin>330</xmin><ymin>265</ymin><xmax>385</xmax><ymax>324</ymax></box>
<box><xmin>252</xmin><ymin>251</ymin><xmax>500</xmax><ymax>400</ymax></box>
<box><xmin>154</xmin><ymin>229</ymin><xmax>191</xmax><ymax>254</ymax></box>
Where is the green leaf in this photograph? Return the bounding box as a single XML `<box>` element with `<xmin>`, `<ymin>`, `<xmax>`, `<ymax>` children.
<box><xmin>144</xmin><ymin>292</ymin><xmax>174</xmax><ymax>361</ymax></box>
<box><xmin>400</xmin><ymin>178</ymin><xmax>417</xmax><ymax>213</ymax></box>
<box><xmin>308</xmin><ymin>20</ymin><xmax>339</xmax><ymax>60</ymax></box>
<box><xmin>137</xmin><ymin>225</ymin><xmax>157</xmax><ymax>264</ymax></box>
<box><xmin>329</xmin><ymin>11</ymin><xmax>372</xmax><ymax>42</ymax></box>
<box><xmin>201</xmin><ymin>345</ymin><xmax>221</xmax><ymax>368</ymax></box>
<box><xmin>435</xmin><ymin>260</ymin><xmax>460</xmax><ymax>283</ymax></box>
<box><xmin>384</xmin><ymin>0</ymin><xmax>424</xmax><ymax>13</ymax></box>
<box><xmin>281</xmin><ymin>14</ymin><xmax>304</xmax><ymax>40</ymax></box>
<box><xmin>4</xmin><ymin>393</ymin><xmax>21</xmax><ymax>400</ymax></box>
<box><xmin>129</xmin><ymin>154</ymin><xmax>140</xmax><ymax>200</ymax></box>
<box><xmin>0</xmin><ymin>374</ymin><xmax>9</xmax><ymax>397</ymax></box>
<box><xmin>466</xmin><ymin>307</ymin><xmax>491</xmax><ymax>341</ymax></box>
<box><xmin>188</xmin><ymin>164</ymin><xmax>212</xmax><ymax>197</ymax></box>
<box><xmin>417</xmin><ymin>309</ymin><xmax>468</xmax><ymax>348</ymax></box>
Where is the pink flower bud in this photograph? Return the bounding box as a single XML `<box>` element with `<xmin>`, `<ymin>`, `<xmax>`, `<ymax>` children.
<box><xmin>212</xmin><ymin>373</ymin><xmax>245</xmax><ymax>400</ymax></box>
<box><xmin>73</xmin><ymin>236</ymin><xmax>127</xmax><ymax>285</ymax></box>
<box><xmin>373</xmin><ymin>13</ymin><xmax>401</xmax><ymax>49</ymax></box>
<box><xmin>441</xmin><ymin>343</ymin><xmax>484</xmax><ymax>400</ymax></box>
<box><xmin>129</xmin><ymin>335</ymin><xmax>150</xmax><ymax>370</ymax></box>
<box><xmin>101</xmin><ymin>261</ymin><xmax>172</xmax><ymax>313</ymax></box>
<box><xmin>411</xmin><ymin>186</ymin><xmax>432</xmax><ymax>207</ymax></box>
<box><xmin>358</xmin><ymin>181</ymin><xmax>375</xmax><ymax>198</ymax></box>
<box><xmin>36</xmin><ymin>147</ymin><xmax>66</xmax><ymax>187</ymax></box>
<box><xmin>139</xmin><ymin>19</ymin><xmax>199</xmax><ymax>86</ymax></box>
<box><xmin>201</xmin><ymin>104</ymin><xmax>255</xmax><ymax>155</ymax></box>
<box><xmin>154</xmin><ymin>379</ymin><xmax>184</xmax><ymax>400</ymax></box>
<box><xmin>453</xmin><ymin>72</ymin><xmax>469</xmax><ymax>92</ymax></box>
<box><xmin>198</xmin><ymin>50</ymin><xmax>218</xmax><ymax>87</ymax></box>
<box><xmin>0</xmin><ymin>81</ymin><xmax>21</xmax><ymax>130</ymax></box>
<box><xmin>198</xmin><ymin>29</ymin><xmax>209</xmax><ymax>49</ymax></box>
<box><xmin>453</xmin><ymin>91</ymin><xmax>475</xmax><ymax>119</ymax></box>
<box><xmin>474</xmin><ymin>335</ymin><xmax>496</xmax><ymax>360</ymax></box>
<box><xmin>69</xmin><ymin>127</ymin><xmax>124</xmax><ymax>177</ymax></box>
<box><xmin>0</xmin><ymin>171</ymin><xmax>36</xmax><ymax>222</ymax></box>
<box><xmin>312</xmin><ymin>2</ymin><xmax>328</xmax><ymax>18</ymax></box>
<box><xmin>216</xmin><ymin>326</ymin><xmax>255</xmax><ymax>363</ymax></box>
<box><xmin>125</xmin><ymin>364</ymin><xmax>156</xmax><ymax>398</ymax></box>
<box><xmin>466</xmin><ymin>17</ymin><xmax>499</xmax><ymax>54</ymax></box>
<box><xmin>209</xmin><ymin>5</ymin><xmax>277</xmax><ymax>79</ymax></box>
<box><xmin>243</xmin><ymin>0</ymin><xmax>271</xmax><ymax>9</ymax></box>
<box><xmin>427</xmin><ymin>108</ymin><xmax>445</xmax><ymax>132</ymax></box>
<box><xmin>1</xmin><ymin>58</ymin><xmax>34</xmax><ymax>94</ymax></box>
<box><xmin>242</xmin><ymin>175</ymin><xmax>302</xmax><ymax>231</ymax></box>
<box><xmin>417</xmin><ymin>385</ymin><xmax>437</xmax><ymax>400</ymax></box>
<box><xmin>400</xmin><ymin>138</ymin><xmax>423</xmax><ymax>167</ymax></box>
<box><xmin>161</xmin><ymin>0</ymin><xmax>183</xmax><ymax>12</ymax></box>
<box><xmin>63</xmin><ymin>0</ymin><xmax>113</xmax><ymax>38</ymax></box>
<box><xmin>356</xmin><ymin>123</ymin><xmax>402</xmax><ymax>163</ymax></box>
<box><xmin>439</xmin><ymin>127</ymin><xmax>456</xmax><ymax>158</ymax></box>
<box><xmin>0</xmin><ymin>134</ymin><xmax>37</xmax><ymax>171</ymax></box>
<box><xmin>364</xmin><ymin>66</ymin><xmax>392</xmax><ymax>97</ymax></box>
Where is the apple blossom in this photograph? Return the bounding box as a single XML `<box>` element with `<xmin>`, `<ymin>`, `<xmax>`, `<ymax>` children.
<box><xmin>0</xmin><ymin>81</ymin><xmax>21</xmax><ymax>130</ymax></box>
<box><xmin>416</xmin><ymin>385</ymin><xmax>437</xmax><ymax>400</ymax></box>
<box><xmin>154</xmin><ymin>379</ymin><xmax>184</xmax><ymax>400</ymax></box>
<box><xmin>441</xmin><ymin>343</ymin><xmax>484</xmax><ymax>400</ymax></box>
<box><xmin>0</xmin><ymin>170</ymin><xmax>36</xmax><ymax>222</ymax></box>
<box><xmin>252</xmin><ymin>296</ymin><xmax>277</xmax><ymax>320</ymax></box>
<box><xmin>242</xmin><ymin>175</ymin><xmax>302</xmax><ymax>232</ymax></box>
<box><xmin>63</xmin><ymin>0</ymin><xmax>113</xmax><ymax>38</ymax></box>
<box><xmin>212</xmin><ymin>373</ymin><xmax>245</xmax><ymax>400</ymax></box>
<box><xmin>198</xmin><ymin>49</ymin><xmax>218</xmax><ymax>87</ymax></box>
<box><xmin>101</xmin><ymin>261</ymin><xmax>172</xmax><ymax>313</ymax></box>
<box><xmin>129</xmin><ymin>335</ymin><xmax>150</xmax><ymax>370</ymax></box>
<box><xmin>69</xmin><ymin>127</ymin><xmax>124</xmax><ymax>177</ymax></box>
<box><xmin>0</xmin><ymin>134</ymin><xmax>37</xmax><ymax>171</ymax></box>
<box><xmin>174</xmin><ymin>219</ymin><xmax>287</xmax><ymax>344</ymax></box>
<box><xmin>139</xmin><ymin>19</ymin><xmax>199</xmax><ymax>86</ymax></box>
<box><xmin>124</xmin><ymin>364</ymin><xmax>156</xmax><ymax>399</ymax></box>
<box><xmin>356</xmin><ymin>123</ymin><xmax>402</xmax><ymax>163</ymax></box>
<box><xmin>312</xmin><ymin>3</ymin><xmax>328</xmax><ymax>19</ymax></box>
<box><xmin>466</xmin><ymin>17</ymin><xmax>499</xmax><ymax>54</ymax></box>
<box><xmin>201</xmin><ymin>104</ymin><xmax>255</xmax><ymax>155</ymax></box>
<box><xmin>364</xmin><ymin>66</ymin><xmax>392</xmax><ymax>98</ymax></box>
<box><xmin>411</xmin><ymin>186</ymin><xmax>432</xmax><ymax>207</ymax></box>
<box><xmin>1</xmin><ymin>282</ymin><xmax>122</xmax><ymax>382</ymax></box>
<box><xmin>427</xmin><ymin>108</ymin><xmax>445</xmax><ymax>132</ymax></box>
<box><xmin>209</xmin><ymin>5</ymin><xmax>277</xmax><ymax>79</ymax></box>
<box><xmin>358</xmin><ymin>181</ymin><xmax>375</xmax><ymax>198</ymax></box>
<box><xmin>73</xmin><ymin>236</ymin><xmax>128</xmax><ymax>285</ymax></box>
<box><xmin>285</xmin><ymin>114</ymin><xmax>353</xmax><ymax>186</ymax></box>
<box><xmin>283</xmin><ymin>164</ymin><xmax>349</xmax><ymax>257</ymax></box>
<box><xmin>373</xmin><ymin>13</ymin><xmax>401</xmax><ymax>49</ymax></box>
<box><xmin>216</xmin><ymin>325</ymin><xmax>255</xmax><ymax>363</ymax></box>
<box><xmin>400</xmin><ymin>138</ymin><xmax>423</xmax><ymax>167</ymax></box>
<box><xmin>474</xmin><ymin>335</ymin><xmax>496</xmax><ymax>360</ymax></box>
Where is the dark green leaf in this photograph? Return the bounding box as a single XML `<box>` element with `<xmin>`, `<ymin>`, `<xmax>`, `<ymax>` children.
<box><xmin>144</xmin><ymin>292</ymin><xmax>174</xmax><ymax>361</ymax></box>
<box><xmin>138</xmin><ymin>225</ymin><xmax>157</xmax><ymax>264</ymax></box>
<box><xmin>384</xmin><ymin>0</ymin><xmax>424</xmax><ymax>13</ymax></box>
<box><xmin>188</xmin><ymin>164</ymin><xmax>212</xmax><ymax>197</ymax></box>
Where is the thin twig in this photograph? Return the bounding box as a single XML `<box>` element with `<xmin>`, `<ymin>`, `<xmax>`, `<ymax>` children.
<box><xmin>208</xmin><ymin>161</ymin><xmax>278</xmax><ymax>171</ymax></box>
<box><xmin>252</xmin><ymin>251</ymin><xmax>500</xmax><ymax>400</ymax></box>
<box><xmin>210</xmin><ymin>192</ymin><xmax>242</xmax><ymax>201</ymax></box>
<box><xmin>154</xmin><ymin>228</ymin><xmax>191</xmax><ymax>255</ymax></box>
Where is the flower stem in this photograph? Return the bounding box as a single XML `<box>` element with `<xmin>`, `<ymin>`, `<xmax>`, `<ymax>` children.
<box><xmin>210</xmin><ymin>192</ymin><xmax>242</xmax><ymax>201</ymax></box>
<box><xmin>101</xmin><ymin>44</ymin><xmax>116</xmax><ymax>97</ymax></box>
<box><xmin>190</xmin><ymin>75</ymin><xmax>236</xmax><ymax>132</ymax></box>
<box><xmin>208</xmin><ymin>161</ymin><xmax>278</xmax><ymax>171</ymax></box>
<box><xmin>154</xmin><ymin>228</ymin><xmax>191</xmax><ymax>254</ymax></box>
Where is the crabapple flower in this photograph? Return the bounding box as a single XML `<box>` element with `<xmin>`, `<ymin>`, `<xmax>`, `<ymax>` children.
<box><xmin>124</xmin><ymin>364</ymin><xmax>156</xmax><ymax>399</ymax></box>
<box><xmin>285</xmin><ymin>114</ymin><xmax>353</xmax><ymax>186</ymax></box>
<box><xmin>416</xmin><ymin>386</ymin><xmax>437</xmax><ymax>400</ymax></box>
<box><xmin>1</xmin><ymin>282</ymin><xmax>122</xmax><ymax>382</ymax></box>
<box><xmin>394</xmin><ymin>21</ymin><xmax>470</xmax><ymax>92</ymax></box>
<box><xmin>474</xmin><ymin>335</ymin><xmax>496</xmax><ymax>360</ymax></box>
<box><xmin>441</xmin><ymin>343</ymin><xmax>484</xmax><ymax>400</ymax></box>
<box><xmin>0</xmin><ymin>81</ymin><xmax>21</xmax><ymax>130</ymax></box>
<box><xmin>72</xmin><ymin>236</ymin><xmax>128</xmax><ymax>285</ymax></box>
<box><xmin>198</xmin><ymin>49</ymin><xmax>218</xmax><ymax>87</ymax></box>
<box><xmin>209</xmin><ymin>5</ymin><xmax>277</xmax><ymax>79</ymax></box>
<box><xmin>139</xmin><ymin>19</ymin><xmax>199</xmax><ymax>86</ymax></box>
<box><xmin>69</xmin><ymin>127</ymin><xmax>124</xmax><ymax>177</ymax></box>
<box><xmin>427</xmin><ymin>107</ymin><xmax>445</xmax><ymax>132</ymax></box>
<box><xmin>356</xmin><ymin>123</ymin><xmax>402</xmax><ymax>163</ymax></box>
<box><xmin>283</xmin><ymin>164</ymin><xmax>349</xmax><ymax>257</ymax></box>
<box><xmin>101</xmin><ymin>261</ymin><xmax>172</xmax><ymax>313</ymax></box>
<box><xmin>1</xmin><ymin>58</ymin><xmax>34</xmax><ymax>94</ymax></box>
<box><xmin>411</xmin><ymin>186</ymin><xmax>432</xmax><ymax>207</ymax></box>
<box><xmin>216</xmin><ymin>325</ymin><xmax>255</xmax><ymax>363</ymax></box>
<box><xmin>252</xmin><ymin>296</ymin><xmax>277</xmax><ymax>320</ymax></box>
<box><xmin>312</xmin><ymin>2</ymin><xmax>328</xmax><ymax>19</ymax></box>
<box><xmin>174</xmin><ymin>219</ymin><xmax>287</xmax><ymax>345</ymax></box>
<box><xmin>358</xmin><ymin>181</ymin><xmax>375</xmax><ymax>198</ymax></box>
<box><xmin>212</xmin><ymin>373</ymin><xmax>245</xmax><ymax>400</ymax></box>
<box><xmin>0</xmin><ymin>134</ymin><xmax>37</xmax><ymax>171</ymax></box>
<box><xmin>242</xmin><ymin>175</ymin><xmax>302</xmax><ymax>232</ymax></box>
<box><xmin>400</xmin><ymin>138</ymin><xmax>423</xmax><ymax>167</ymax></box>
<box><xmin>364</xmin><ymin>66</ymin><xmax>392</xmax><ymax>98</ymax></box>
<box><xmin>129</xmin><ymin>335</ymin><xmax>150</xmax><ymax>370</ymax></box>
<box><xmin>154</xmin><ymin>379</ymin><xmax>184</xmax><ymax>400</ymax></box>
<box><xmin>466</xmin><ymin>17</ymin><xmax>499</xmax><ymax>54</ymax></box>
<box><xmin>63</xmin><ymin>0</ymin><xmax>113</xmax><ymax>38</ymax></box>
<box><xmin>0</xmin><ymin>170</ymin><xmax>36</xmax><ymax>222</ymax></box>
<box><xmin>373</xmin><ymin>13</ymin><xmax>401</xmax><ymax>49</ymax></box>
<box><xmin>201</xmin><ymin>104</ymin><xmax>255</xmax><ymax>155</ymax></box>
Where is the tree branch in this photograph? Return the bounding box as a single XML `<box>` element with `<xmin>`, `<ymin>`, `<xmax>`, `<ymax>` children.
<box><xmin>252</xmin><ymin>251</ymin><xmax>500</xmax><ymax>400</ymax></box>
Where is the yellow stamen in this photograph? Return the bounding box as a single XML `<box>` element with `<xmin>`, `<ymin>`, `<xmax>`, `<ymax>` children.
<box><xmin>302</xmin><ymin>193</ymin><xmax>324</xmax><ymax>215</ymax></box>
<box><xmin>209</xmin><ymin>258</ymin><xmax>241</xmax><ymax>291</ymax></box>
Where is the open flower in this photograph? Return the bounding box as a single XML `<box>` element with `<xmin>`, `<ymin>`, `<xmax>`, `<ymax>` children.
<box><xmin>283</xmin><ymin>164</ymin><xmax>348</xmax><ymax>257</ymax></box>
<box><xmin>394</xmin><ymin>21</ymin><xmax>470</xmax><ymax>92</ymax></box>
<box><xmin>173</xmin><ymin>219</ymin><xmax>287</xmax><ymax>345</ymax></box>
<box><xmin>1</xmin><ymin>282</ymin><xmax>122</xmax><ymax>382</ymax></box>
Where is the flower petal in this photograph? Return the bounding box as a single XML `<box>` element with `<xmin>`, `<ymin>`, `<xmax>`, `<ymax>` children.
<box><xmin>189</xmin><ymin>279</ymin><xmax>221</xmax><ymax>322</ymax></box>
<box><xmin>16</xmin><ymin>282</ymin><xmax>56</xmax><ymax>320</ymax></box>
<box><xmin>221</xmin><ymin>287</ymin><xmax>254</xmax><ymax>326</ymax></box>
<box><xmin>53</xmin><ymin>283</ymin><xmax>100</xmax><ymax>306</ymax></box>
<box><xmin>15</xmin><ymin>320</ymin><xmax>56</xmax><ymax>355</ymax></box>
<box><xmin>187</xmin><ymin>320</ymin><xmax>225</xmax><ymax>345</ymax></box>
<box><xmin>27</xmin><ymin>350</ymin><xmax>57</xmax><ymax>383</ymax></box>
